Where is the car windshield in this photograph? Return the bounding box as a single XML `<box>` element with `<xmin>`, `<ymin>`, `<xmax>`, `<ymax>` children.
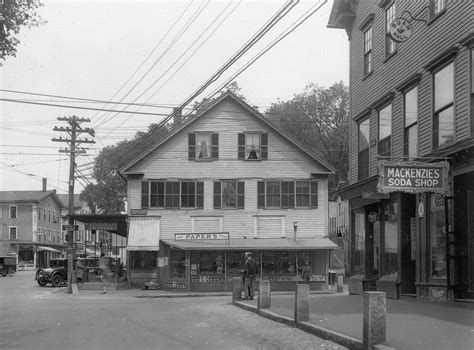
<box><xmin>50</xmin><ymin>260</ymin><xmax>66</xmax><ymax>268</ymax></box>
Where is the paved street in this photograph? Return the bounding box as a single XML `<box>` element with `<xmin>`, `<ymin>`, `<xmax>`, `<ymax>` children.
<box><xmin>0</xmin><ymin>271</ymin><xmax>346</xmax><ymax>350</ymax></box>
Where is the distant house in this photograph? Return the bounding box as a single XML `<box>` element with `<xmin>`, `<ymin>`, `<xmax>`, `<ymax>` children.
<box><xmin>57</xmin><ymin>194</ymin><xmax>92</xmax><ymax>246</ymax></box>
<box><xmin>0</xmin><ymin>182</ymin><xmax>65</xmax><ymax>268</ymax></box>
<box><xmin>120</xmin><ymin>91</ymin><xmax>338</xmax><ymax>290</ymax></box>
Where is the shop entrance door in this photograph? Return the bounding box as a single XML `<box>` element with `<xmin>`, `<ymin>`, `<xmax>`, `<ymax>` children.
<box><xmin>469</xmin><ymin>191</ymin><xmax>474</xmax><ymax>293</ymax></box>
<box><xmin>401</xmin><ymin>194</ymin><xmax>416</xmax><ymax>295</ymax></box>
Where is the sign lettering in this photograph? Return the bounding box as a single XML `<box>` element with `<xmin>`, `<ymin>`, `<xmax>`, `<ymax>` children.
<box><xmin>175</xmin><ymin>232</ymin><xmax>229</xmax><ymax>240</ymax></box>
<box><xmin>84</xmin><ymin>222</ymin><xmax>118</xmax><ymax>231</ymax></box>
<box><xmin>389</xmin><ymin>18</ymin><xmax>412</xmax><ymax>42</ymax></box>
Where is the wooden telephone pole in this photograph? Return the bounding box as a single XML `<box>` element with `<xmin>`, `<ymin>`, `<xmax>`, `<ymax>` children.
<box><xmin>52</xmin><ymin>116</ymin><xmax>95</xmax><ymax>294</ymax></box>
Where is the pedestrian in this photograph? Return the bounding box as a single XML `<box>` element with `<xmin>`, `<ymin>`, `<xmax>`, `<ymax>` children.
<box><xmin>76</xmin><ymin>259</ymin><xmax>85</xmax><ymax>283</ymax></box>
<box><xmin>301</xmin><ymin>260</ymin><xmax>312</xmax><ymax>284</ymax></box>
<box><xmin>243</xmin><ymin>252</ymin><xmax>257</xmax><ymax>300</ymax></box>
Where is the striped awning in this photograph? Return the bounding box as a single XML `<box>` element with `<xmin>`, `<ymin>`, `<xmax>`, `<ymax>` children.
<box><xmin>126</xmin><ymin>218</ymin><xmax>160</xmax><ymax>251</ymax></box>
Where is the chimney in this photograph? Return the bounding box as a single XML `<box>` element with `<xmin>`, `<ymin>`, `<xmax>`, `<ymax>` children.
<box><xmin>173</xmin><ymin>107</ymin><xmax>182</xmax><ymax>125</ymax></box>
<box><xmin>42</xmin><ymin>178</ymin><xmax>47</xmax><ymax>191</ymax></box>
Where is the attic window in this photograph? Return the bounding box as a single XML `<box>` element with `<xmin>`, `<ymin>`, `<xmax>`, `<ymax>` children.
<box><xmin>188</xmin><ymin>132</ymin><xmax>218</xmax><ymax>161</ymax></box>
<box><xmin>238</xmin><ymin>132</ymin><xmax>268</xmax><ymax>160</ymax></box>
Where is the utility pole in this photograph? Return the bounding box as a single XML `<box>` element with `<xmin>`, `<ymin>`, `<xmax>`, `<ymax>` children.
<box><xmin>52</xmin><ymin>116</ymin><xmax>95</xmax><ymax>294</ymax></box>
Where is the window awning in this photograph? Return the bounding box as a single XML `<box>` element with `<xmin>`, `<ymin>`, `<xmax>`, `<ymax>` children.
<box><xmin>160</xmin><ymin>237</ymin><xmax>337</xmax><ymax>251</ymax></box>
<box><xmin>126</xmin><ymin>218</ymin><xmax>160</xmax><ymax>251</ymax></box>
<box><xmin>37</xmin><ymin>246</ymin><xmax>61</xmax><ymax>253</ymax></box>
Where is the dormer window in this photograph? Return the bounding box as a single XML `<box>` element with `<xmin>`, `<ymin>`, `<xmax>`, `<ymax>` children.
<box><xmin>238</xmin><ymin>132</ymin><xmax>268</xmax><ymax>160</ymax></box>
<box><xmin>188</xmin><ymin>132</ymin><xmax>218</xmax><ymax>161</ymax></box>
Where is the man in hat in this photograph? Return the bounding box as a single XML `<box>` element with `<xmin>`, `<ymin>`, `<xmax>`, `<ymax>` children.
<box><xmin>243</xmin><ymin>252</ymin><xmax>257</xmax><ymax>300</ymax></box>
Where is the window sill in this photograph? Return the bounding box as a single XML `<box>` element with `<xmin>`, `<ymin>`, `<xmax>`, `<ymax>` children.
<box><xmin>193</xmin><ymin>158</ymin><xmax>214</xmax><ymax>162</ymax></box>
<box><xmin>362</xmin><ymin>71</ymin><xmax>374</xmax><ymax>81</ymax></box>
<box><xmin>383</xmin><ymin>50</ymin><xmax>397</xmax><ymax>63</ymax></box>
<box><xmin>427</xmin><ymin>9</ymin><xmax>446</xmax><ymax>26</ymax></box>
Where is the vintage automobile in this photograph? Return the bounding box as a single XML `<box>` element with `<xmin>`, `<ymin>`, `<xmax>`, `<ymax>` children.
<box><xmin>35</xmin><ymin>258</ymin><xmax>68</xmax><ymax>287</ymax></box>
<box><xmin>0</xmin><ymin>256</ymin><xmax>16</xmax><ymax>277</ymax></box>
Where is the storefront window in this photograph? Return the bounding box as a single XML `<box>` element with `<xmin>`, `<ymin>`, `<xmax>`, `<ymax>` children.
<box><xmin>262</xmin><ymin>251</ymin><xmax>294</xmax><ymax>274</ymax></box>
<box><xmin>383</xmin><ymin>202</ymin><xmax>398</xmax><ymax>277</ymax></box>
<box><xmin>226</xmin><ymin>251</ymin><xmax>247</xmax><ymax>276</ymax></box>
<box><xmin>170</xmin><ymin>250</ymin><xmax>186</xmax><ymax>280</ymax></box>
<box><xmin>353</xmin><ymin>210</ymin><xmax>366</xmax><ymax>275</ymax></box>
<box><xmin>130</xmin><ymin>251</ymin><xmax>157</xmax><ymax>269</ymax></box>
<box><xmin>430</xmin><ymin>194</ymin><xmax>448</xmax><ymax>278</ymax></box>
<box><xmin>191</xmin><ymin>251</ymin><xmax>225</xmax><ymax>275</ymax></box>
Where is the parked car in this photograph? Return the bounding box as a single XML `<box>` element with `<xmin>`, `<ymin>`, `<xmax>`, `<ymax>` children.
<box><xmin>0</xmin><ymin>256</ymin><xmax>16</xmax><ymax>277</ymax></box>
<box><xmin>35</xmin><ymin>258</ymin><xmax>68</xmax><ymax>287</ymax></box>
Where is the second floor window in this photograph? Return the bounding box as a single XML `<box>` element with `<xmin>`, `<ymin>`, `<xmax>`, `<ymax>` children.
<box><xmin>9</xmin><ymin>227</ymin><xmax>17</xmax><ymax>240</ymax></box>
<box><xmin>385</xmin><ymin>2</ymin><xmax>396</xmax><ymax>56</ymax></box>
<box><xmin>364</xmin><ymin>26</ymin><xmax>373</xmax><ymax>75</ymax></box>
<box><xmin>358</xmin><ymin>118</ymin><xmax>370</xmax><ymax>180</ymax></box>
<box><xmin>188</xmin><ymin>132</ymin><xmax>218</xmax><ymax>160</ymax></box>
<box><xmin>257</xmin><ymin>180</ymin><xmax>318</xmax><ymax>209</ymax></box>
<box><xmin>433</xmin><ymin>62</ymin><xmax>454</xmax><ymax>149</ymax></box>
<box><xmin>9</xmin><ymin>206</ymin><xmax>17</xmax><ymax>218</ymax></box>
<box><xmin>404</xmin><ymin>86</ymin><xmax>418</xmax><ymax>158</ymax></box>
<box><xmin>431</xmin><ymin>0</ymin><xmax>445</xmax><ymax>16</ymax></box>
<box><xmin>141</xmin><ymin>180</ymin><xmax>204</xmax><ymax>209</ymax></box>
<box><xmin>378</xmin><ymin>104</ymin><xmax>392</xmax><ymax>157</ymax></box>
<box><xmin>214</xmin><ymin>180</ymin><xmax>245</xmax><ymax>209</ymax></box>
<box><xmin>238</xmin><ymin>132</ymin><xmax>268</xmax><ymax>160</ymax></box>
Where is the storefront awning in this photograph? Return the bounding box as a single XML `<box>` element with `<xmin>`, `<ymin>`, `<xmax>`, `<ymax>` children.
<box><xmin>37</xmin><ymin>246</ymin><xmax>61</xmax><ymax>253</ymax></box>
<box><xmin>161</xmin><ymin>237</ymin><xmax>338</xmax><ymax>251</ymax></box>
<box><xmin>126</xmin><ymin>218</ymin><xmax>160</xmax><ymax>251</ymax></box>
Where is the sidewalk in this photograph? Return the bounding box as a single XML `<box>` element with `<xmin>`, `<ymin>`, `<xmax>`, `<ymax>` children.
<box><xmin>238</xmin><ymin>292</ymin><xmax>474</xmax><ymax>350</ymax></box>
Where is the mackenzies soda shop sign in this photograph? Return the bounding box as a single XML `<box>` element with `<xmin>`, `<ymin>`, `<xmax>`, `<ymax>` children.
<box><xmin>377</xmin><ymin>161</ymin><xmax>449</xmax><ymax>194</ymax></box>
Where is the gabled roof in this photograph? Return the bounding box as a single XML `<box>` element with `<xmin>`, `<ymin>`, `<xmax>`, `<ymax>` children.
<box><xmin>57</xmin><ymin>194</ymin><xmax>85</xmax><ymax>209</ymax></box>
<box><xmin>0</xmin><ymin>190</ymin><xmax>64</xmax><ymax>208</ymax></box>
<box><xmin>120</xmin><ymin>91</ymin><xmax>335</xmax><ymax>174</ymax></box>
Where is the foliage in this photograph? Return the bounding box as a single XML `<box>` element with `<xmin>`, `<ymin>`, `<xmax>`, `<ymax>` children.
<box><xmin>265</xmin><ymin>81</ymin><xmax>349</xmax><ymax>192</ymax></box>
<box><xmin>0</xmin><ymin>0</ymin><xmax>44</xmax><ymax>63</ymax></box>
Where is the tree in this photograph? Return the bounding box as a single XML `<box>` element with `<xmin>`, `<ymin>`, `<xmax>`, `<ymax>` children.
<box><xmin>265</xmin><ymin>81</ymin><xmax>349</xmax><ymax>192</ymax></box>
<box><xmin>1</xmin><ymin>0</ymin><xmax>44</xmax><ymax>63</ymax></box>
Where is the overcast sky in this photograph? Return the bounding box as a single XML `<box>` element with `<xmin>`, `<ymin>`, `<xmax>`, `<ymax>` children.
<box><xmin>0</xmin><ymin>0</ymin><xmax>349</xmax><ymax>194</ymax></box>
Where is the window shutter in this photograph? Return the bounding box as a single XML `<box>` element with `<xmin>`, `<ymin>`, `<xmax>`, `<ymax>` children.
<box><xmin>188</xmin><ymin>133</ymin><xmax>196</xmax><ymax>160</ymax></box>
<box><xmin>237</xmin><ymin>181</ymin><xmax>245</xmax><ymax>209</ymax></box>
<box><xmin>211</xmin><ymin>133</ymin><xmax>219</xmax><ymax>159</ymax></box>
<box><xmin>289</xmin><ymin>181</ymin><xmax>295</xmax><ymax>207</ymax></box>
<box><xmin>196</xmin><ymin>182</ymin><xmax>204</xmax><ymax>209</ymax></box>
<box><xmin>238</xmin><ymin>133</ymin><xmax>245</xmax><ymax>159</ymax></box>
<box><xmin>213</xmin><ymin>182</ymin><xmax>221</xmax><ymax>209</ymax></box>
<box><xmin>257</xmin><ymin>181</ymin><xmax>265</xmax><ymax>208</ymax></box>
<box><xmin>141</xmin><ymin>181</ymin><xmax>149</xmax><ymax>208</ymax></box>
<box><xmin>261</xmin><ymin>133</ymin><xmax>268</xmax><ymax>159</ymax></box>
<box><xmin>310</xmin><ymin>180</ymin><xmax>318</xmax><ymax>208</ymax></box>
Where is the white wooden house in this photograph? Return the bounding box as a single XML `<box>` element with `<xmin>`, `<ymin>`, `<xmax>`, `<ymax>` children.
<box><xmin>120</xmin><ymin>91</ymin><xmax>337</xmax><ymax>290</ymax></box>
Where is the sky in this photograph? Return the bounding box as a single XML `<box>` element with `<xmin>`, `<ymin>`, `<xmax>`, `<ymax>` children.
<box><xmin>0</xmin><ymin>0</ymin><xmax>349</xmax><ymax>194</ymax></box>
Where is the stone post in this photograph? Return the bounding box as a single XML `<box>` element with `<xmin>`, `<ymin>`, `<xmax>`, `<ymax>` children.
<box><xmin>337</xmin><ymin>275</ymin><xmax>344</xmax><ymax>293</ymax></box>
<box><xmin>232</xmin><ymin>277</ymin><xmax>243</xmax><ymax>304</ymax></box>
<box><xmin>363</xmin><ymin>291</ymin><xmax>386</xmax><ymax>350</ymax></box>
<box><xmin>294</xmin><ymin>283</ymin><xmax>310</xmax><ymax>322</ymax></box>
<box><xmin>258</xmin><ymin>280</ymin><xmax>271</xmax><ymax>309</ymax></box>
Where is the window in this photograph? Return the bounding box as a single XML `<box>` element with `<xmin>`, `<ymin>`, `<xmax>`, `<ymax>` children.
<box><xmin>141</xmin><ymin>180</ymin><xmax>204</xmax><ymax>209</ymax></box>
<box><xmin>130</xmin><ymin>251</ymin><xmax>158</xmax><ymax>269</ymax></box>
<box><xmin>433</xmin><ymin>62</ymin><xmax>454</xmax><ymax>149</ymax></box>
<box><xmin>188</xmin><ymin>132</ymin><xmax>218</xmax><ymax>160</ymax></box>
<box><xmin>364</xmin><ymin>26</ymin><xmax>373</xmax><ymax>75</ymax></box>
<box><xmin>38</xmin><ymin>207</ymin><xmax>41</xmax><ymax>221</ymax></box>
<box><xmin>9</xmin><ymin>206</ymin><xmax>17</xmax><ymax>219</ymax></box>
<box><xmin>238</xmin><ymin>132</ymin><xmax>268</xmax><ymax>160</ymax></box>
<box><xmin>48</xmin><ymin>209</ymin><xmax>51</xmax><ymax>222</ymax></box>
<box><xmin>257</xmin><ymin>180</ymin><xmax>318</xmax><ymax>209</ymax></box>
<box><xmin>383</xmin><ymin>201</ymin><xmax>399</xmax><ymax>277</ymax></box>
<box><xmin>358</xmin><ymin>119</ymin><xmax>370</xmax><ymax>180</ymax></box>
<box><xmin>404</xmin><ymin>86</ymin><xmax>418</xmax><ymax>158</ymax></box>
<box><xmin>378</xmin><ymin>104</ymin><xmax>392</xmax><ymax>157</ymax></box>
<box><xmin>353</xmin><ymin>210</ymin><xmax>365</xmax><ymax>275</ymax></box>
<box><xmin>9</xmin><ymin>227</ymin><xmax>17</xmax><ymax>240</ymax></box>
<box><xmin>214</xmin><ymin>180</ymin><xmax>245</xmax><ymax>209</ymax></box>
<box><xmin>385</xmin><ymin>2</ymin><xmax>396</xmax><ymax>56</ymax></box>
<box><xmin>431</xmin><ymin>0</ymin><xmax>445</xmax><ymax>16</ymax></box>
<box><xmin>429</xmin><ymin>194</ymin><xmax>448</xmax><ymax>278</ymax></box>
<box><xmin>43</xmin><ymin>208</ymin><xmax>46</xmax><ymax>221</ymax></box>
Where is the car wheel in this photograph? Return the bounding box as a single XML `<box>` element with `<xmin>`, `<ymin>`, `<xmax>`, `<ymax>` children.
<box><xmin>52</xmin><ymin>274</ymin><xmax>63</xmax><ymax>287</ymax></box>
<box><xmin>7</xmin><ymin>268</ymin><xmax>15</xmax><ymax>277</ymax></box>
<box><xmin>37</xmin><ymin>280</ymin><xmax>47</xmax><ymax>286</ymax></box>
<box><xmin>0</xmin><ymin>272</ymin><xmax>7</xmax><ymax>277</ymax></box>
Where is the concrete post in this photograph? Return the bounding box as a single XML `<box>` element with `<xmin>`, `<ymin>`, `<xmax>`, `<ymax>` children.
<box><xmin>337</xmin><ymin>275</ymin><xmax>344</xmax><ymax>293</ymax></box>
<box><xmin>258</xmin><ymin>280</ymin><xmax>271</xmax><ymax>309</ymax></box>
<box><xmin>294</xmin><ymin>283</ymin><xmax>310</xmax><ymax>322</ymax></box>
<box><xmin>363</xmin><ymin>291</ymin><xmax>386</xmax><ymax>350</ymax></box>
<box><xmin>232</xmin><ymin>277</ymin><xmax>243</xmax><ymax>304</ymax></box>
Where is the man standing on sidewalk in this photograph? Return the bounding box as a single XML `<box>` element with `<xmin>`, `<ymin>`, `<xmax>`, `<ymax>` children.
<box><xmin>243</xmin><ymin>252</ymin><xmax>257</xmax><ymax>300</ymax></box>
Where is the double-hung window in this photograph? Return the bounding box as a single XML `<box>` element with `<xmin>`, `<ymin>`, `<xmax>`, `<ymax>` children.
<box><xmin>433</xmin><ymin>62</ymin><xmax>454</xmax><ymax>149</ymax></box>
<box><xmin>188</xmin><ymin>132</ymin><xmax>218</xmax><ymax>160</ymax></box>
<box><xmin>9</xmin><ymin>227</ymin><xmax>17</xmax><ymax>240</ymax></box>
<box><xmin>9</xmin><ymin>206</ymin><xmax>17</xmax><ymax>219</ymax></box>
<box><xmin>404</xmin><ymin>86</ymin><xmax>418</xmax><ymax>158</ymax></box>
<box><xmin>378</xmin><ymin>104</ymin><xmax>392</xmax><ymax>158</ymax></box>
<box><xmin>385</xmin><ymin>2</ymin><xmax>396</xmax><ymax>56</ymax></box>
<box><xmin>358</xmin><ymin>118</ymin><xmax>370</xmax><ymax>180</ymax></box>
<box><xmin>364</xmin><ymin>26</ymin><xmax>373</xmax><ymax>76</ymax></box>
<box><xmin>257</xmin><ymin>180</ymin><xmax>318</xmax><ymax>209</ymax></box>
<box><xmin>141</xmin><ymin>180</ymin><xmax>204</xmax><ymax>209</ymax></box>
<box><xmin>238</xmin><ymin>132</ymin><xmax>268</xmax><ymax>160</ymax></box>
<box><xmin>213</xmin><ymin>180</ymin><xmax>245</xmax><ymax>209</ymax></box>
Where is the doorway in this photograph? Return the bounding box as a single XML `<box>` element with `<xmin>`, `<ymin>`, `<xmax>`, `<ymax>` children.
<box><xmin>401</xmin><ymin>193</ymin><xmax>416</xmax><ymax>295</ymax></box>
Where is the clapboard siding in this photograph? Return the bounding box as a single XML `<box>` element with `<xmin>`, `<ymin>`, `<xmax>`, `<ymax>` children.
<box><xmin>346</xmin><ymin>0</ymin><xmax>473</xmax><ymax>185</ymax></box>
